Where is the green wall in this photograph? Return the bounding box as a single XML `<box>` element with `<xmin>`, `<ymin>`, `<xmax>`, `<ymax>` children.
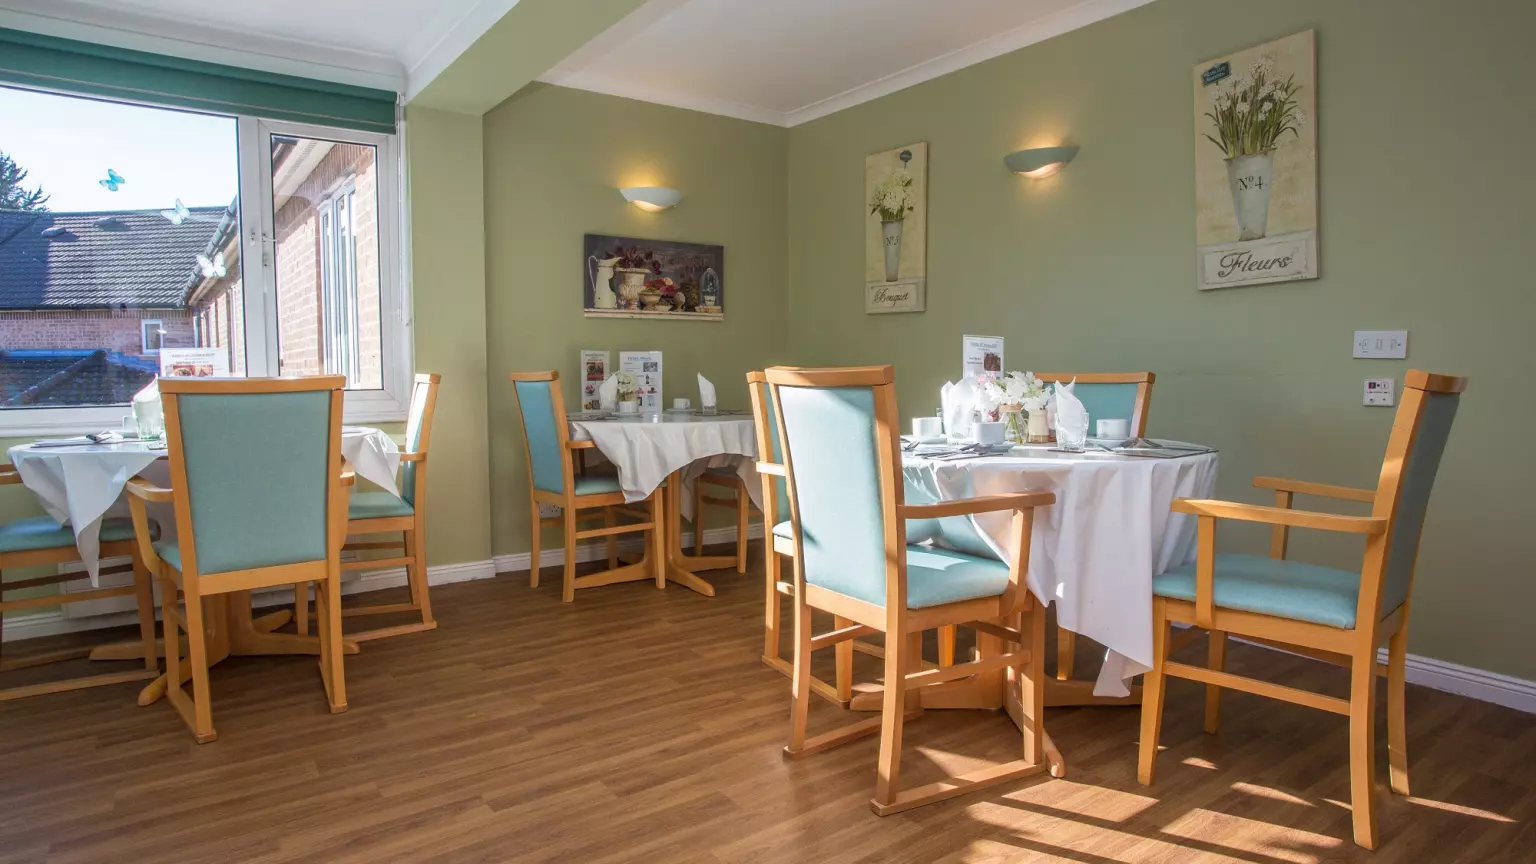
<box><xmin>784</xmin><ymin>0</ymin><xmax>1535</xmax><ymax>678</ymax></box>
<box><xmin>482</xmin><ymin>84</ymin><xmax>788</xmax><ymax>556</ymax></box>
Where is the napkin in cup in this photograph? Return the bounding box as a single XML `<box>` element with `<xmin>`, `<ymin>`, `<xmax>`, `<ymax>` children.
<box><xmin>941</xmin><ymin>376</ymin><xmax>981</xmax><ymax>440</ymax></box>
<box><xmin>132</xmin><ymin>380</ymin><xmax>163</xmax><ymax>437</ymax></box>
<box><xmin>697</xmin><ymin>374</ymin><xmax>717</xmax><ymax>410</ymax></box>
<box><xmin>1053</xmin><ymin>381</ymin><xmax>1090</xmax><ymax>446</ymax></box>
<box><xmin>597</xmin><ymin>374</ymin><xmax>618</xmax><ymax>412</ymax></box>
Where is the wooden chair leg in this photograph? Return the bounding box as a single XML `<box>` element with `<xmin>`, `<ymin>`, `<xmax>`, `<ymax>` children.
<box><xmin>650</xmin><ymin>495</ymin><xmax>665</xmax><ymax>590</ymax></box>
<box><xmin>785</xmin><ymin>599</ymin><xmax>813</xmax><ymax>754</ymax></box>
<box><xmin>604</xmin><ymin>508</ymin><xmax>618</xmax><ymax>570</ymax></box>
<box><xmin>734</xmin><ymin>484</ymin><xmax>748</xmax><ymax>574</ymax></box>
<box><xmin>320</xmin><ymin>575</ymin><xmax>348</xmax><ymax>714</ymax></box>
<box><xmin>692</xmin><ymin>482</ymin><xmax>705</xmax><ymax>557</ymax></box>
<box><xmin>1020</xmin><ymin>607</ymin><xmax>1047</xmax><ymax>766</ymax></box>
<box><xmin>405</xmin><ymin>528</ymin><xmax>434</xmax><ymax>627</ymax></box>
<box><xmin>182</xmin><ymin>592</ymin><xmax>216</xmax><ymax>743</ymax></box>
<box><xmin>763</xmin><ymin>551</ymin><xmax>782</xmax><ymax>661</ymax></box>
<box><xmin>1137</xmin><ymin>598</ymin><xmax>1171</xmax><ymax>786</ymax></box>
<box><xmin>1349</xmin><ymin>649</ymin><xmax>1380</xmax><ymax>849</ymax></box>
<box><xmin>561</xmin><ymin>506</ymin><xmax>578</xmax><ymax>603</ymax></box>
<box><xmin>529</xmin><ymin>507</ymin><xmax>542</xmax><ymax>589</ymax></box>
<box><xmin>1387</xmin><ymin>627</ymin><xmax>1410</xmax><ymax>796</ymax></box>
<box><xmin>1056</xmin><ymin>624</ymin><xmax>1075</xmax><ymax>681</ymax></box>
<box><xmin>937</xmin><ymin>625</ymin><xmax>956</xmax><ymax>667</ymax></box>
<box><xmin>131</xmin><ymin>554</ymin><xmax>159</xmax><ymax>674</ymax></box>
<box><xmin>294</xmin><ymin>582</ymin><xmax>310</xmax><ymax>636</ymax></box>
<box><xmin>834</xmin><ymin>615</ymin><xmax>853</xmax><ymax>703</ymax></box>
<box><xmin>1204</xmin><ymin>629</ymin><xmax>1227</xmax><ymax>734</ymax></box>
<box><xmin>871</xmin><ymin>626</ymin><xmax>911</xmax><ymax>809</ymax></box>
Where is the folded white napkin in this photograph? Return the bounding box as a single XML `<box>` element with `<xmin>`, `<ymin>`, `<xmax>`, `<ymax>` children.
<box><xmin>697</xmin><ymin>373</ymin><xmax>717</xmax><ymax>409</ymax></box>
<box><xmin>941</xmin><ymin>377</ymin><xmax>981</xmax><ymax>440</ymax></box>
<box><xmin>132</xmin><ymin>380</ymin><xmax>162</xmax><ymax>434</ymax></box>
<box><xmin>597</xmin><ymin>374</ymin><xmax>618</xmax><ymax>411</ymax></box>
<box><xmin>1053</xmin><ymin>380</ymin><xmax>1089</xmax><ymax>439</ymax></box>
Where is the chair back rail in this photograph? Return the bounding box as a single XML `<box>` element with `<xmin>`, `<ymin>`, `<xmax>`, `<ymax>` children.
<box><xmin>508</xmin><ymin>371</ymin><xmax>576</xmax><ymax>498</ymax></box>
<box><xmin>1034</xmin><ymin>372</ymin><xmax>1155</xmax><ymax>437</ymax></box>
<box><xmin>400</xmin><ymin>373</ymin><xmax>442</xmax><ymax>506</ymax></box>
<box><xmin>159</xmin><ymin>376</ymin><xmax>347</xmax><ymax>585</ymax></box>
<box><xmin>746</xmin><ymin>371</ymin><xmax>790</xmax><ymax>522</ymax></box>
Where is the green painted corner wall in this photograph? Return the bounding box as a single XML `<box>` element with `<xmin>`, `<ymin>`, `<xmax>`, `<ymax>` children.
<box><xmin>482</xmin><ymin>84</ymin><xmax>788</xmax><ymax>556</ymax></box>
<box><xmin>784</xmin><ymin>0</ymin><xmax>1535</xmax><ymax>678</ymax></box>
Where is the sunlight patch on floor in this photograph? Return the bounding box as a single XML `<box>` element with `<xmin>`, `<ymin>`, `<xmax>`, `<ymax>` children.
<box><xmin>1182</xmin><ymin>756</ymin><xmax>1219</xmax><ymax>769</ymax></box>
<box><xmin>1160</xmin><ymin>807</ymin><xmax>1343</xmax><ymax>864</ymax></box>
<box><xmin>1407</xmin><ymin>796</ymin><xmax>1516</xmax><ymax>823</ymax></box>
<box><xmin>1231</xmin><ymin>781</ymin><xmax>1314</xmax><ymax>807</ymax></box>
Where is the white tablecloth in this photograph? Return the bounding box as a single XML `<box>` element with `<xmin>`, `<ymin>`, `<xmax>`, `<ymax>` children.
<box><xmin>7</xmin><ymin>427</ymin><xmax>399</xmax><ymax>581</ymax></box>
<box><xmin>903</xmin><ymin>444</ymin><xmax>1218</xmax><ymax>696</ymax></box>
<box><xmin>568</xmin><ymin>414</ymin><xmax>760</xmax><ymax>518</ymax></box>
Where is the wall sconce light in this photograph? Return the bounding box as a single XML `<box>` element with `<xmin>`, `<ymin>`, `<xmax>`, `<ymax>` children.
<box><xmin>620</xmin><ymin>186</ymin><xmax>683</xmax><ymax>212</ymax></box>
<box><xmin>1003</xmin><ymin>146</ymin><xmax>1079</xmax><ymax>179</ymax></box>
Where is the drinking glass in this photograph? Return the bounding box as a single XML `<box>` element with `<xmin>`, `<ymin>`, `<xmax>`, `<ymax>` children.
<box><xmin>1057</xmin><ymin>415</ymin><xmax>1089</xmax><ymax>451</ymax></box>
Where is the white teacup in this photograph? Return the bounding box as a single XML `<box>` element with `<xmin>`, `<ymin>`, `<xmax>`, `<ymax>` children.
<box><xmin>912</xmin><ymin>417</ymin><xmax>943</xmax><ymax>438</ymax></box>
<box><xmin>617</xmin><ymin>401</ymin><xmax>640</xmax><ymax>415</ymax></box>
<box><xmin>673</xmin><ymin>397</ymin><xmax>691</xmax><ymax>411</ymax></box>
<box><xmin>975</xmin><ymin>421</ymin><xmax>1007</xmax><ymax>446</ymax></box>
<box><xmin>1096</xmin><ymin>418</ymin><xmax>1130</xmax><ymax>439</ymax></box>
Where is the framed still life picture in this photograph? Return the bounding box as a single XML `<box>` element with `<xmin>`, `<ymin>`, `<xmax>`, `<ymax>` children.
<box><xmin>583</xmin><ymin>234</ymin><xmax>724</xmax><ymax>320</ymax></box>
<box><xmin>1193</xmin><ymin>29</ymin><xmax>1318</xmax><ymax>290</ymax></box>
<box><xmin>865</xmin><ymin>141</ymin><xmax>928</xmax><ymax>313</ymax></box>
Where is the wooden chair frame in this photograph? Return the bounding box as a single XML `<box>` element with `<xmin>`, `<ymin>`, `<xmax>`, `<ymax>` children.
<box><xmin>693</xmin><ymin>470</ymin><xmax>749</xmax><ymax>575</ymax></box>
<box><xmin>1137</xmin><ymin>370</ymin><xmax>1467</xmax><ymax>850</ymax></box>
<box><xmin>767</xmin><ymin>365</ymin><xmax>1061</xmax><ymax>815</ymax></box>
<box><xmin>295</xmin><ymin>373</ymin><xmax>441</xmax><ymax>642</ymax></box>
<box><xmin>1032</xmin><ymin>371</ymin><xmax>1155</xmax><ymax>683</ymax></box>
<box><xmin>127</xmin><ymin>376</ymin><xmax>351</xmax><ymax>743</ymax></box>
<box><xmin>510</xmin><ymin>371</ymin><xmax>664</xmax><ymax>603</ymax></box>
<box><xmin>0</xmin><ymin>466</ymin><xmax>159</xmax><ymax>701</ymax></box>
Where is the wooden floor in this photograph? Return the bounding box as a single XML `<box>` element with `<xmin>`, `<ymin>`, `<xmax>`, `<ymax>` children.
<box><xmin>1</xmin><ymin>543</ymin><xmax>1533</xmax><ymax>863</ymax></box>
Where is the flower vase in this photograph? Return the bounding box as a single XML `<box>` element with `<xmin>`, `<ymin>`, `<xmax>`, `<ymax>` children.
<box><xmin>1000</xmin><ymin>404</ymin><xmax>1026</xmax><ymax>444</ymax></box>
<box><xmin>615</xmin><ymin>267</ymin><xmax>649</xmax><ymax>310</ymax></box>
<box><xmin>1226</xmin><ymin>152</ymin><xmax>1274</xmax><ymax>241</ymax></box>
<box><xmin>881</xmin><ymin>219</ymin><xmax>904</xmax><ymax>282</ymax></box>
<box><xmin>1026</xmin><ymin>409</ymin><xmax>1051</xmax><ymax>444</ymax></box>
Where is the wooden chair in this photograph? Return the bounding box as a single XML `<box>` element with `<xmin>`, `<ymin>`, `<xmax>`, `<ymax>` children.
<box><xmin>1137</xmin><ymin>370</ymin><xmax>1467</xmax><ymax>849</ymax></box>
<box><xmin>747</xmin><ymin>370</ymin><xmax>856</xmax><ymax>706</ymax></box>
<box><xmin>0</xmin><ymin>466</ymin><xmax>160</xmax><ymax>701</ymax></box>
<box><xmin>693</xmin><ymin>469</ymin><xmax>749</xmax><ymax>574</ymax></box>
<box><xmin>1033</xmin><ymin>371</ymin><xmax>1155</xmax><ymax>682</ymax></box>
<box><xmin>766</xmin><ymin>365</ymin><xmax>1059</xmax><ymax>814</ymax></box>
<box><xmin>295</xmin><ymin>373</ymin><xmax>441</xmax><ymax>642</ymax></box>
<box><xmin>510</xmin><ymin>371</ymin><xmax>663</xmax><ymax>602</ymax></box>
<box><xmin>127</xmin><ymin>376</ymin><xmax>351</xmax><ymax>742</ymax></box>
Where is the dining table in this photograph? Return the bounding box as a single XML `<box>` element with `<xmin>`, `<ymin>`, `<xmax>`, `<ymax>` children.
<box><xmin>5</xmin><ymin>425</ymin><xmax>404</xmax><ymax>705</ymax></box>
<box><xmin>845</xmin><ymin>439</ymin><xmax>1219</xmax><ymax>715</ymax></box>
<box><xmin>567</xmin><ymin>410</ymin><xmax>760</xmax><ymax>597</ymax></box>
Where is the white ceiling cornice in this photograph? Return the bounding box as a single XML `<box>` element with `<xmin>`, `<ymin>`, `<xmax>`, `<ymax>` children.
<box><xmin>0</xmin><ymin>0</ymin><xmax>407</xmax><ymax>92</ymax></box>
<box><xmin>398</xmin><ymin>0</ymin><xmax>520</xmax><ymax>103</ymax></box>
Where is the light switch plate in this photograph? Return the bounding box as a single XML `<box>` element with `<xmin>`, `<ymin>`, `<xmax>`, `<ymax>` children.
<box><xmin>1364</xmin><ymin>378</ymin><xmax>1395</xmax><ymax>406</ymax></box>
<box><xmin>1353</xmin><ymin>330</ymin><xmax>1408</xmax><ymax>359</ymax></box>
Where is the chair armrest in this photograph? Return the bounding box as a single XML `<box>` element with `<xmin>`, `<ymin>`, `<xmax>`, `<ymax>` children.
<box><xmin>1172</xmin><ymin>498</ymin><xmax>1386</xmax><ymax>534</ymax></box>
<box><xmin>755</xmin><ymin>462</ymin><xmax>786</xmax><ymax>477</ymax></box>
<box><xmin>1253</xmin><ymin>476</ymin><xmax>1375</xmax><ymax>503</ymax></box>
<box><xmin>341</xmin><ymin>470</ymin><xmax>356</xmax><ymax>487</ymax></box>
<box><xmin>0</xmin><ymin>465</ymin><xmax>19</xmax><ymax>486</ymax></box>
<box><xmin>399</xmin><ymin>451</ymin><xmax>426</xmax><ymax>462</ymax></box>
<box><xmin>899</xmin><ymin>491</ymin><xmax>1056</xmax><ymax>520</ymax></box>
<box><xmin>126</xmin><ymin>477</ymin><xmax>175</xmax><ymax>502</ymax></box>
<box><xmin>566</xmin><ymin>440</ymin><xmax>596</xmax><ymax>451</ymax></box>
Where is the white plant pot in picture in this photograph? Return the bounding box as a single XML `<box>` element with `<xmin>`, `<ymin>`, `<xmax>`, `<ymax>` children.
<box><xmin>1226</xmin><ymin>152</ymin><xmax>1274</xmax><ymax>241</ymax></box>
<box><xmin>881</xmin><ymin>219</ymin><xmax>904</xmax><ymax>282</ymax></box>
<box><xmin>615</xmin><ymin>268</ymin><xmax>649</xmax><ymax>310</ymax></box>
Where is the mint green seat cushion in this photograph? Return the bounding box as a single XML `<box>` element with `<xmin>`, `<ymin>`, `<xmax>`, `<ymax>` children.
<box><xmin>772</xmin><ymin>520</ymin><xmax>792</xmax><ymax>540</ymax></box>
<box><xmin>153</xmin><ymin>539</ymin><xmax>183</xmax><ymax>572</ymax></box>
<box><xmin>0</xmin><ymin>515</ymin><xmax>155</xmax><ymax>554</ymax></box>
<box><xmin>905</xmin><ymin>545</ymin><xmax>1011</xmax><ymax>609</ymax></box>
<box><xmin>348</xmin><ymin>491</ymin><xmax>415</xmax><ymax>520</ymax></box>
<box><xmin>572</xmin><ymin>475</ymin><xmax>622</xmax><ymax>496</ymax></box>
<box><xmin>1153</xmin><ymin>553</ymin><xmax>1363</xmax><ymax>629</ymax></box>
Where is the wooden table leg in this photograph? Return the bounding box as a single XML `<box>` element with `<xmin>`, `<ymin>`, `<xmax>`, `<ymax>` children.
<box><xmin>661</xmin><ymin>473</ymin><xmax>718</xmax><ymax>597</ymax></box>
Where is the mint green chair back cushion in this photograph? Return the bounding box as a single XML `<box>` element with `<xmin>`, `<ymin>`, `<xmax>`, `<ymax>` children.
<box><xmin>400</xmin><ymin>378</ymin><xmax>430</xmax><ymax>505</ymax></box>
<box><xmin>1378</xmin><ymin>391</ymin><xmax>1459</xmax><ymax>617</ymax></box>
<box><xmin>776</xmin><ymin>385</ymin><xmax>889</xmax><ymax>608</ymax></box>
<box><xmin>176</xmin><ymin>391</ymin><xmax>330</xmax><ymax>575</ymax></box>
<box><xmin>1065</xmin><ymin>381</ymin><xmax>1142</xmax><ymax>435</ymax></box>
<box><xmin>514</xmin><ymin>380</ymin><xmax>565</xmax><ymax>495</ymax></box>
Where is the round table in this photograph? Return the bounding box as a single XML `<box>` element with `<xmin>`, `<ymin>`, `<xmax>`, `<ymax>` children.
<box><xmin>568</xmin><ymin>411</ymin><xmax>759</xmax><ymax>596</ymax></box>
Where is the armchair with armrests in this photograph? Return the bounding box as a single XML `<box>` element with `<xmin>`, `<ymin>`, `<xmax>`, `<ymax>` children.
<box><xmin>1137</xmin><ymin>370</ymin><xmax>1467</xmax><ymax>849</ymax></box>
<box><xmin>767</xmin><ymin>365</ymin><xmax>1062</xmax><ymax>814</ymax></box>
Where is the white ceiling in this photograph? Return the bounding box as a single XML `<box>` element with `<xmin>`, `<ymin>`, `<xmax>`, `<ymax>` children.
<box><xmin>544</xmin><ymin>0</ymin><xmax>1157</xmax><ymax>126</ymax></box>
<box><xmin>0</xmin><ymin>0</ymin><xmax>1155</xmax><ymax>121</ymax></box>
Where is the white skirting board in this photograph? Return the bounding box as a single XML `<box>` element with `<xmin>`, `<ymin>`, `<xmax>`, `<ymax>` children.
<box><xmin>5</xmin><ymin>521</ymin><xmax>1528</xmax><ymax>715</ymax></box>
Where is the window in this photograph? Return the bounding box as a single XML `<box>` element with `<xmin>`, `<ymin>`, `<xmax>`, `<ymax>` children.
<box><xmin>141</xmin><ymin>319</ymin><xmax>164</xmax><ymax>355</ymax></box>
<box><xmin>0</xmin><ymin>83</ymin><xmax>409</xmax><ymax>433</ymax></box>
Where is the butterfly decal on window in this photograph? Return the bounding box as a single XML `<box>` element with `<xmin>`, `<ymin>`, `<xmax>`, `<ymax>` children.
<box><xmin>98</xmin><ymin>169</ymin><xmax>125</xmax><ymax>192</ymax></box>
<box><xmin>196</xmin><ymin>252</ymin><xmax>227</xmax><ymax>278</ymax></box>
<box><xmin>160</xmin><ymin>199</ymin><xmax>190</xmax><ymax>225</ymax></box>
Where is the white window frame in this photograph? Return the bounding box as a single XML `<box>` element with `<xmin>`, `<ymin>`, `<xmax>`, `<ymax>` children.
<box><xmin>0</xmin><ymin>86</ymin><xmax>412</xmax><ymax>434</ymax></box>
<box><xmin>140</xmin><ymin>319</ymin><xmax>164</xmax><ymax>355</ymax></box>
<box><xmin>318</xmin><ymin>179</ymin><xmax>363</xmax><ymax>387</ymax></box>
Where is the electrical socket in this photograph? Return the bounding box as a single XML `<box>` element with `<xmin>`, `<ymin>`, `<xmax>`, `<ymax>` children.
<box><xmin>1353</xmin><ymin>330</ymin><xmax>1408</xmax><ymax>359</ymax></box>
<box><xmin>1364</xmin><ymin>378</ymin><xmax>1395</xmax><ymax>406</ymax></box>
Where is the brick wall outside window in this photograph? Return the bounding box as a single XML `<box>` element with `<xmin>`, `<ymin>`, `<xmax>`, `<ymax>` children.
<box><xmin>0</xmin><ymin>309</ymin><xmax>194</xmax><ymax>359</ymax></box>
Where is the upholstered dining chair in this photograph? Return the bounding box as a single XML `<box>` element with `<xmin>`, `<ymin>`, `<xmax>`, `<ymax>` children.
<box><xmin>126</xmin><ymin>376</ymin><xmax>351</xmax><ymax>742</ymax></box>
<box><xmin>0</xmin><ymin>467</ymin><xmax>160</xmax><ymax>701</ymax></box>
<box><xmin>294</xmin><ymin>373</ymin><xmax>441</xmax><ymax>642</ymax></box>
<box><xmin>1033</xmin><ymin>371</ymin><xmax>1154</xmax><ymax>682</ymax></box>
<box><xmin>747</xmin><ymin>370</ymin><xmax>856</xmax><ymax>706</ymax></box>
<box><xmin>510</xmin><ymin>371</ymin><xmax>664</xmax><ymax>602</ymax></box>
<box><xmin>1137</xmin><ymin>370</ymin><xmax>1466</xmax><ymax>850</ymax></box>
<box><xmin>692</xmin><ymin>469</ymin><xmax>750</xmax><ymax>574</ymax></box>
<box><xmin>766</xmin><ymin>365</ymin><xmax>1059</xmax><ymax>814</ymax></box>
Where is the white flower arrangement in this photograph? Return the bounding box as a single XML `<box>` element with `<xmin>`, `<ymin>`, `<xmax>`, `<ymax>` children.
<box><xmin>1204</xmin><ymin>56</ymin><xmax>1304</xmax><ymax>157</ymax></box>
<box><xmin>980</xmin><ymin>370</ymin><xmax>1047</xmax><ymax>412</ymax></box>
<box><xmin>615</xmin><ymin>371</ymin><xmax>639</xmax><ymax>401</ymax></box>
<box><xmin>869</xmin><ymin>167</ymin><xmax>916</xmax><ymax>222</ymax></box>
